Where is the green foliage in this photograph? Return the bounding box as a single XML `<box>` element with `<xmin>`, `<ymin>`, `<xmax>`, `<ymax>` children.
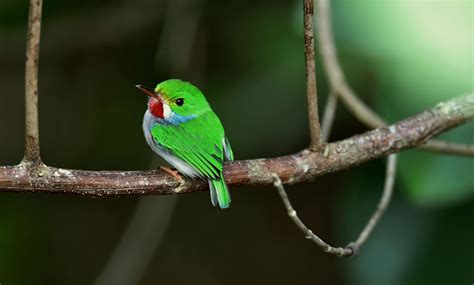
<box><xmin>332</xmin><ymin>0</ymin><xmax>474</xmax><ymax>206</ymax></box>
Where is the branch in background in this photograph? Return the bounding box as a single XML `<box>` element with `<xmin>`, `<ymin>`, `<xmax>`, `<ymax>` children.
<box><xmin>93</xmin><ymin>158</ymin><xmax>178</xmax><ymax>285</ymax></box>
<box><xmin>321</xmin><ymin>90</ymin><xmax>338</xmax><ymax>142</ymax></box>
<box><xmin>0</xmin><ymin>0</ymin><xmax>164</xmax><ymax>61</ymax></box>
<box><xmin>1</xmin><ymin>94</ymin><xmax>472</xmax><ymax>195</ymax></box>
<box><xmin>23</xmin><ymin>0</ymin><xmax>43</xmax><ymax>165</ymax></box>
<box><xmin>315</xmin><ymin>0</ymin><xmax>474</xmax><ymax>157</ymax></box>
<box><xmin>93</xmin><ymin>196</ymin><xmax>177</xmax><ymax>285</ymax></box>
<box><xmin>272</xmin><ymin>154</ymin><xmax>397</xmax><ymax>257</ymax></box>
<box><xmin>303</xmin><ymin>0</ymin><xmax>322</xmax><ymax>150</ymax></box>
<box><xmin>421</xmin><ymin>140</ymin><xmax>474</xmax><ymax>156</ymax></box>
<box><xmin>154</xmin><ymin>0</ymin><xmax>204</xmax><ymax>76</ymax></box>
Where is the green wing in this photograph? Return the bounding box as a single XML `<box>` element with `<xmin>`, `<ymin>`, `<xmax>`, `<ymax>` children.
<box><xmin>151</xmin><ymin>111</ymin><xmax>230</xmax><ymax>179</ymax></box>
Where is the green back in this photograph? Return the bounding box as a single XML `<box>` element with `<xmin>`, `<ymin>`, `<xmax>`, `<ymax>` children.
<box><xmin>151</xmin><ymin>111</ymin><xmax>227</xmax><ymax>179</ymax></box>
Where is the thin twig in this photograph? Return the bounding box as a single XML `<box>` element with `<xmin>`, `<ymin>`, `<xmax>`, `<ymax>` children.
<box><xmin>272</xmin><ymin>174</ymin><xmax>353</xmax><ymax>256</ymax></box>
<box><xmin>23</xmin><ymin>0</ymin><xmax>43</xmax><ymax>165</ymax></box>
<box><xmin>423</xmin><ymin>140</ymin><xmax>474</xmax><ymax>156</ymax></box>
<box><xmin>354</xmin><ymin>154</ymin><xmax>397</xmax><ymax>247</ymax></box>
<box><xmin>0</xmin><ymin>93</ymin><xmax>473</xmax><ymax>195</ymax></box>
<box><xmin>271</xmin><ymin>153</ymin><xmax>397</xmax><ymax>257</ymax></box>
<box><xmin>321</xmin><ymin>90</ymin><xmax>338</xmax><ymax>142</ymax></box>
<box><xmin>304</xmin><ymin>0</ymin><xmax>322</xmax><ymax>151</ymax></box>
<box><xmin>316</xmin><ymin>0</ymin><xmax>474</xmax><ymax>157</ymax></box>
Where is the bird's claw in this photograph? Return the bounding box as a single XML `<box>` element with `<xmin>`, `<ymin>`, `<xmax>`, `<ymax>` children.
<box><xmin>160</xmin><ymin>166</ymin><xmax>184</xmax><ymax>184</ymax></box>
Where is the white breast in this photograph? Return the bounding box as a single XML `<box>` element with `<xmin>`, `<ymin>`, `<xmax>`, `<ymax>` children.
<box><xmin>142</xmin><ymin>110</ymin><xmax>201</xmax><ymax>178</ymax></box>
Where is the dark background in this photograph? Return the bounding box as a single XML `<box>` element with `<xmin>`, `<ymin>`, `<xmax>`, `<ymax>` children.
<box><xmin>0</xmin><ymin>0</ymin><xmax>473</xmax><ymax>284</ymax></box>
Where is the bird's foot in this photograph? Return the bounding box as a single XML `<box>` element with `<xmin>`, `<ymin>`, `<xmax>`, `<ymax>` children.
<box><xmin>160</xmin><ymin>166</ymin><xmax>184</xmax><ymax>184</ymax></box>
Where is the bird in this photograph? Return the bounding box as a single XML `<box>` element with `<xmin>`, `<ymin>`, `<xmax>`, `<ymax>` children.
<box><xmin>136</xmin><ymin>79</ymin><xmax>234</xmax><ymax>209</ymax></box>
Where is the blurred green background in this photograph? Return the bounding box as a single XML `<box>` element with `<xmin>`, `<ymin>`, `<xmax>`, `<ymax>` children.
<box><xmin>0</xmin><ymin>0</ymin><xmax>473</xmax><ymax>284</ymax></box>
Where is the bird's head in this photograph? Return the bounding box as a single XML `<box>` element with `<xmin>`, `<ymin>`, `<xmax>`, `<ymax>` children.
<box><xmin>136</xmin><ymin>79</ymin><xmax>211</xmax><ymax>122</ymax></box>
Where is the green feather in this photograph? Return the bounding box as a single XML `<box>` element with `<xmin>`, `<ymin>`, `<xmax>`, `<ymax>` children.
<box><xmin>151</xmin><ymin>111</ymin><xmax>225</xmax><ymax>179</ymax></box>
<box><xmin>210</xmin><ymin>177</ymin><xmax>231</xmax><ymax>209</ymax></box>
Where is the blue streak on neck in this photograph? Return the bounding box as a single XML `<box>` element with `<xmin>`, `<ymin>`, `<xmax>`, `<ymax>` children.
<box><xmin>145</xmin><ymin>109</ymin><xmax>197</xmax><ymax>127</ymax></box>
<box><xmin>162</xmin><ymin>113</ymin><xmax>197</xmax><ymax>126</ymax></box>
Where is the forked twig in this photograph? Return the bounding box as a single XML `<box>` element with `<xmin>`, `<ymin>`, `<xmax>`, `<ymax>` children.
<box><xmin>272</xmin><ymin>154</ymin><xmax>398</xmax><ymax>257</ymax></box>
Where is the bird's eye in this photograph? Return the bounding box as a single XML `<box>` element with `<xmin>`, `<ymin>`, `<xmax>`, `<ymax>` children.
<box><xmin>176</xmin><ymin>98</ymin><xmax>184</xmax><ymax>106</ymax></box>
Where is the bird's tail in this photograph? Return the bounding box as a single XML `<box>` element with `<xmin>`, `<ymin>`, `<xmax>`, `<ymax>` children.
<box><xmin>209</xmin><ymin>177</ymin><xmax>231</xmax><ymax>209</ymax></box>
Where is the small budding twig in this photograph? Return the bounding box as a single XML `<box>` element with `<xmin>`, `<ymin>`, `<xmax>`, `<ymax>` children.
<box><xmin>304</xmin><ymin>0</ymin><xmax>322</xmax><ymax>151</ymax></box>
<box><xmin>271</xmin><ymin>153</ymin><xmax>398</xmax><ymax>257</ymax></box>
<box><xmin>23</xmin><ymin>0</ymin><xmax>43</xmax><ymax>165</ymax></box>
<box><xmin>316</xmin><ymin>0</ymin><xmax>474</xmax><ymax>157</ymax></box>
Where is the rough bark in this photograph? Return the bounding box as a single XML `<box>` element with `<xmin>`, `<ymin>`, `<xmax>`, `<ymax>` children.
<box><xmin>1</xmin><ymin>94</ymin><xmax>472</xmax><ymax>196</ymax></box>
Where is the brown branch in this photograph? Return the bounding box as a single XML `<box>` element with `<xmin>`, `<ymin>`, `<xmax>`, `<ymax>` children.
<box><xmin>23</xmin><ymin>0</ymin><xmax>43</xmax><ymax>165</ymax></box>
<box><xmin>0</xmin><ymin>94</ymin><xmax>472</xmax><ymax>195</ymax></box>
<box><xmin>272</xmin><ymin>154</ymin><xmax>397</xmax><ymax>257</ymax></box>
<box><xmin>315</xmin><ymin>0</ymin><xmax>474</xmax><ymax>157</ymax></box>
<box><xmin>304</xmin><ymin>0</ymin><xmax>322</xmax><ymax>150</ymax></box>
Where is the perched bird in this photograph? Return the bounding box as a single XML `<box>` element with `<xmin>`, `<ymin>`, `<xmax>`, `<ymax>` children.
<box><xmin>137</xmin><ymin>79</ymin><xmax>234</xmax><ymax>209</ymax></box>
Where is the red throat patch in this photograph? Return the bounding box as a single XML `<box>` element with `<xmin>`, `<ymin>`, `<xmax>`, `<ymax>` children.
<box><xmin>148</xmin><ymin>98</ymin><xmax>164</xmax><ymax>119</ymax></box>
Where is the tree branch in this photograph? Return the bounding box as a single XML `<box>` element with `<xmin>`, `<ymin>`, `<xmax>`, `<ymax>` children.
<box><xmin>23</xmin><ymin>0</ymin><xmax>43</xmax><ymax>165</ymax></box>
<box><xmin>1</xmin><ymin>94</ymin><xmax>472</xmax><ymax>195</ymax></box>
<box><xmin>421</xmin><ymin>140</ymin><xmax>474</xmax><ymax>156</ymax></box>
<box><xmin>315</xmin><ymin>0</ymin><xmax>474</xmax><ymax>157</ymax></box>
<box><xmin>272</xmin><ymin>154</ymin><xmax>397</xmax><ymax>257</ymax></box>
<box><xmin>304</xmin><ymin>0</ymin><xmax>322</xmax><ymax>150</ymax></box>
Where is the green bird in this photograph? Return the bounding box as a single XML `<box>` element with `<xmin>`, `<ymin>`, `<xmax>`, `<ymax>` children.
<box><xmin>136</xmin><ymin>79</ymin><xmax>234</xmax><ymax>209</ymax></box>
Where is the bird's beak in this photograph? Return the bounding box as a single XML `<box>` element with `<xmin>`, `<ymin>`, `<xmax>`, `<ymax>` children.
<box><xmin>135</xmin><ymin>85</ymin><xmax>158</xmax><ymax>98</ymax></box>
